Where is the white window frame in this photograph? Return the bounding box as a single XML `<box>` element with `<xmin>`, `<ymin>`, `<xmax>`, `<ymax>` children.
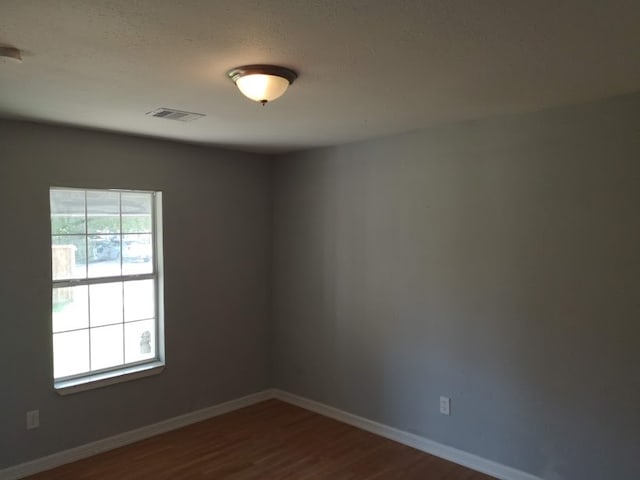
<box><xmin>50</xmin><ymin>187</ymin><xmax>165</xmax><ymax>395</ymax></box>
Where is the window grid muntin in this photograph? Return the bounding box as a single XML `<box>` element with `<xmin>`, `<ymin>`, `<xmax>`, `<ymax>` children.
<box><xmin>51</xmin><ymin>187</ymin><xmax>159</xmax><ymax>382</ymax></box>
<box><xmin>119</xmin><ymin>192</ymin><xmax>124</xmax><ymax>368</ymax></box>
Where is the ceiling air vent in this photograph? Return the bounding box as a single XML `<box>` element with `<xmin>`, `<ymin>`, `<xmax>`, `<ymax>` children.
<box><xmin>146</xmin><ymin>108</ymin><xmax>205</xmax><ymax>122</ymax></box>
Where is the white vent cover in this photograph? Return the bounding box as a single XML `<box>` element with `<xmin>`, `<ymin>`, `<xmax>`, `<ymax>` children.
<box><xmin>146</xmin><ymin>108</ymin><xmax>205</xmax><ymax>122</ymax></box>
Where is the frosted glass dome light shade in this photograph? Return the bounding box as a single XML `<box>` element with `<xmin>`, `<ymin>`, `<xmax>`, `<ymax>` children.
<box><xmin>227</xmin><ymin>65</ymin><xmax>298</xmax><ymax>105</ymax></box>
<box><xmin>236</xmin><ymin>74</ymin><xmax>290</xmax><ymax>103</ymax></box>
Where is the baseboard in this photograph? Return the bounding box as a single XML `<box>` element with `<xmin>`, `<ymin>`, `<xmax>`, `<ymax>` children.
<box><xmin>0</xmin><ymin>390</ymin><xmax>273</xmax><ymax>480</ymax></box>
<box><xmin>2</xmin><ymin>388</ymin><xmax>541</xmax><ymax>480</ymax></box>
<box><xmin>272</xmin><ymin>389</ymin><xmax>542</xmax><ymax>480</ymax></box>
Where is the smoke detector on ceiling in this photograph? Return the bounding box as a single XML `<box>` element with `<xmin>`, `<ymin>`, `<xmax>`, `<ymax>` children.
<box><xmin>0</xmin><ymin>46</ymin><xmax>22</xmax><ymax>63</ymax></box>
<box><xmin>146</xmin><ymin>108</ymin><xmax>205</xmax><ymax>122</ymax></box>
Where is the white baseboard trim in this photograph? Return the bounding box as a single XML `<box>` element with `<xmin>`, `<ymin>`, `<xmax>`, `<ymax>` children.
<box><xmin>0</xmin><ymin>390</ymin><xmax>273</xmax><ymax>480</ymax></box>
<box><xmin>272</xmin><ymin>389</ymin><xmax>542</xmax><ymax>480</ymax></box>
<box><xmin>2</xmin><ymin>388</ymin><xmax>541</xmax><ymax>480</ymax></box>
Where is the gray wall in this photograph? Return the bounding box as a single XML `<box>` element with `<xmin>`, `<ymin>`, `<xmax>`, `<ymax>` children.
<box><xmin>2</xmin><ymin>93</ymin><xmax>639</xmax><ymax>479</ymax></box>
<box><xmin>272</xmin><ymin>94</ymin><xmax>640</xmax><ymax>480</ymax></box>
<box><xmin>0</xmin><ymin>121</ymin><xmax>272</xmax><ymax>468</ymax></box>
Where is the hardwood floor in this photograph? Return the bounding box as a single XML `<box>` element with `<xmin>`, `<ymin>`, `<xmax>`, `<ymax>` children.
<box><xmin>25</xmin><ymin>399</ymin><xmax>496</xmax><ymax>479</ymax></box>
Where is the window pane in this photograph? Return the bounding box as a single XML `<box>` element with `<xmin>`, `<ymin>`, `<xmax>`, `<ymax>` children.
<box><xmin>124</xmin><ymin>279</ymin><xmax>155</xmax><ymax>321</ymax></box>
<box><xmin>50</xmin><ymin>188</ymin><xmax>161</xmax><ymax>383</ymax></box>
<box><xmin>50</xmin><ymin>189</ymin><xmax>85</xmax><ymax>235</ymax></box>
<box><xmin>88</xmin><ymin>236</ymin><xmax>122</xmax><ymax>278</ymax></box>
<box><xmin>87</xmin><ymin>191</ymin><xmax>120</xmax><ymax>234</ymax></box>
<box><xmin>52</xmin><ymin>285</ymin><xmax>88</xmax><ymax>333</ymax></box>
<box><xmin>122</xmin><ymin>192</ymin><xmax>152</xmax><ymax>233</ymax></box>
<box><xmin>52</xmin><ymin>235</ymin><xmax>86</xmax><ymax>280</ymax></box>
<box><xmin>90</xmin><ymin>282</ymin><xmax>123</xmax><ymax>327</ymax></box>
<box><xmin>90</xmin><ymin>324</ymin><xmax>124</xmax><ymax>370</ymax></box>
<box><xmin>124</xmin><ymin>319</ymin><xmax>155</xmax><ymax>364</ymax></box>
<box><xmin>89</xmin><ymin>234</ymin><xmax>121</xmax><ymax>262</ymax></box>
<box><xmin>88</xmin><ymin>215</ymin><xmax>121</xmax><ymax>235</ymax></box>
<box><xmin>53</xmin><ymin>330</ymin><xmax>89</xmax><ymax>378</ymax></box>
<box><xmin>122</xmin><ymin>234</ymin><xmax>153</xmax><ymax>275</ymax></box>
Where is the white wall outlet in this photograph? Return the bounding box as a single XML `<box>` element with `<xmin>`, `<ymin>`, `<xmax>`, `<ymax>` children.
<box><xmin>26</xmin><ymin>410</ymin><xmax>39</xmax><ymax>430</ymax></box>
<box><xmin>439</xmin><ymin>396</ymin><xmax>451</xmax><ymax>416</ymax></box>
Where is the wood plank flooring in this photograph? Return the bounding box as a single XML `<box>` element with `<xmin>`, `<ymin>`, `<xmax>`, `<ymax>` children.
<box><xmin>25</xmin><ymin>399</ymin><xmax>496</xmax><ymax>479</ymax></box>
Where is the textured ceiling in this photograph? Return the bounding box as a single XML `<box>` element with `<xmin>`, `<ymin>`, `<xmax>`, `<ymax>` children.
<box><xmin>1</xmin><ymin>1</ymin><xmax>639</xmax><ymax>153</ymax></box>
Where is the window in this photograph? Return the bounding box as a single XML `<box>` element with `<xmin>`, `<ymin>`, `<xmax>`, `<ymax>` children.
<box><xmin>50</xmin><ymin>187</ymin><xmax>164</xmax><ymax>393</ymax></box>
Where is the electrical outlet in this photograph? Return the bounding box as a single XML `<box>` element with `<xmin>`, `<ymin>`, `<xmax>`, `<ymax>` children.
<box><xmin>26</xmin><ymin>410</ymin><xmax>39</xmax><ymax>430</ymax></box>
<box><xmin>439</xmin><ymin>396</ymin><xmax>451</xmax><ymax>416</ymax></box>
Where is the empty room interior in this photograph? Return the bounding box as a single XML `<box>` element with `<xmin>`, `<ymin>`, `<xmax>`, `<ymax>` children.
<box><xmin>1</xmin><ymin>2</ymin><xmax>639</xmax><ymax>480</ymax></box>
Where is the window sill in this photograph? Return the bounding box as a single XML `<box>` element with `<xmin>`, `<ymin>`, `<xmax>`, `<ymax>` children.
<box><xmin>54</xmin><ymin>362</ymin><xmax>165</xmax><ymax>395</ymax></box>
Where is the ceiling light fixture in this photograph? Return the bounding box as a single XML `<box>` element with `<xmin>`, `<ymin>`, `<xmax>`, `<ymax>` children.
<box><xmin>227</xmin><ymin>65</ymin><xmax>297</xmax><ymax>105</ymax></box>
